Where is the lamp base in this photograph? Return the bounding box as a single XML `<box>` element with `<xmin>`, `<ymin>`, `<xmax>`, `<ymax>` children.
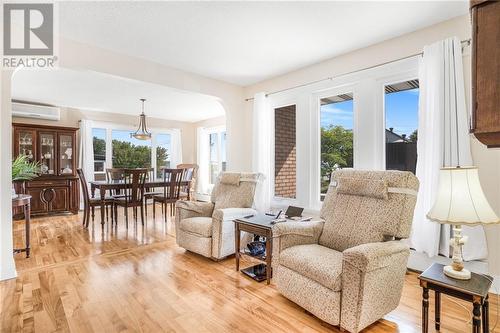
<box><xmin>444</xmin><ymin>265</ymin><xmax>471</xmax><ymax>280</ymax></box>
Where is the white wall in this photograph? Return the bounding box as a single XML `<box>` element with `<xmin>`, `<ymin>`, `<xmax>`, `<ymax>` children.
<box><xmin>243</xmin><ymin>15</ymin><xmax>500</xmax><ymax>275</ymax></box>
<box><xmin>0</xmin><ymin>71</ymin><xmax>16</xmax><ymax>280</ymax></box>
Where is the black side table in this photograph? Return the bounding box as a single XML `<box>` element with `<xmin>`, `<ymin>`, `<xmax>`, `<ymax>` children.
<box><xmin>234</xmin><ymin>214</ymin><xmax>274</xmax><ymax>285</ymax></box>
<box><xmin>418</xmin><ymin>263</ymin><xmax>492</xmax><ymax>333</ymax></box>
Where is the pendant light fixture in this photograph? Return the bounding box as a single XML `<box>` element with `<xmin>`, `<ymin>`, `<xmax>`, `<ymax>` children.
<box><xmin>131</xmin><ymin>98</ymin><xmax>152</xmax><ymax>140</ymax></box>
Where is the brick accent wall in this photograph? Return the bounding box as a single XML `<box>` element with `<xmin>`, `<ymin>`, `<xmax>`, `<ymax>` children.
<box><xmin>274</xmin><ymin>105</ymin><xmax>296</xmax><ymax>198</ymax></box>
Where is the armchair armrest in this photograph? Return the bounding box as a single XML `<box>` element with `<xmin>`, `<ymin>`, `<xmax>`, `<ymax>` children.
<box><xmin>211</xmin><ymin>207</ymin><xmax>257</xmax><ymax>259</ymax></box>
<box><xmin>175</xmin><ymin>200</ymin><xmax>214</xmax><ymax>220</ymax></box>
<box><xmin>342</xmin><ymin>240</ymin><xmax>410</xmax><ymax>272</ymax></box>
<box><xmin>212</xmin><ymin>207</ymin><xmax>257</xmax><ymax>222</ymax></box>
<box><xmin>340</xmin><ymin>241</ymin><xmax>410</xmax><ymax>333</ymax></box>
<box><xmin>272</xmin><ymin>220</ymin><xmax>324</xmax><ymax>267</ymax></box>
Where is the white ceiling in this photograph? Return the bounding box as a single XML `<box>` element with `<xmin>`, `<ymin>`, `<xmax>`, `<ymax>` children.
<box><xmin>12</xmin><ymin>68</ymin><xmax>225</xmax><ymax>122</ymax></box>
<box><xmin>59</xmin><ymin>1</ymin><xmax>468</xmax><ymax>86</ymax></box>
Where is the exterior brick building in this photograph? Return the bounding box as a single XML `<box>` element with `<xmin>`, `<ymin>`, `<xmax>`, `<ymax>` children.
<box><xmin>274</xmin><ymin>105</ymin><xmax>296</xmax><ymax>198</ymax></box>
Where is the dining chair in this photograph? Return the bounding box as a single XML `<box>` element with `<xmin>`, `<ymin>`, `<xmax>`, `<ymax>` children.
<box><xmin>144</xmin><ymin>168</ymin><xmax>162</xmax><ymax>217</ymax></box>
<box><xmin>176</xmin><ymin>163</ymin><xmax>198</xmax><ymax>201</ymax></box>
<box><xmin>77</xmin><ymin>169</ymin><xmax>115</xmax><ymax>228</ymax></box>
<box><xmin>113</xmin><ymin>169</ymin><xmax>147</xmax><ymax>227</ymax></box>
<box><xmin>153</xmin><ymin>168</ymin><xmax>184</xmax><ymax>222</ymax></box>
<box><xmin>106</xmin><ymin>168</ymin><xmax>126</xmax><ymax>198</ymax></box>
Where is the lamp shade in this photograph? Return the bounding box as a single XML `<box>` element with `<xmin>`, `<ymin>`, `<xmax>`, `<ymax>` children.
<box><xmin>427</xmin><ymin>166</ymin><xmax>500</xmax><ymax>226</ymax></box>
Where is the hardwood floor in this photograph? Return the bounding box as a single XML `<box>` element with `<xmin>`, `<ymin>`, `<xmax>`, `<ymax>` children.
<box><xmin>2</xmin><ymin>206</ymin><xmax>499</xmax><ymax>333</ymax></box>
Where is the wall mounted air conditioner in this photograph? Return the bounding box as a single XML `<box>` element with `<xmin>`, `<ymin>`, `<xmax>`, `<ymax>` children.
<box><xmin>12</xmin><ymin>102</ymin><xmax>61</xmax><ymax>121</ymax></box>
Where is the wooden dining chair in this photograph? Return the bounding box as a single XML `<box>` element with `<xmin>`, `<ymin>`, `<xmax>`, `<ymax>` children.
<box><xmin>176</xmin><ymin>163</ymin><xmax>198</xmax><ymax>201</ymax></box>
<box><xmin>144</xmin><ymin>168</ymin><xmax>162</xmax><ymax>218</ymax></box>
<box><xmin>153</xmin><ymin>168</ymin><xmax>184</xmax><ymax>222</ymax></box>
<box><xmin>113</xmin><ymin>169</ymin><xmax>148</xmax><ymax>227</ymax></box>
<box><xmin>77</xmin><ymin>169</ymin><xmax>115</xmax><ymax>228</ymax></box>
<box><xmin>106</xmin><ymin>168</ymin><xmax>126</xmax><ymax>198</ymax></box>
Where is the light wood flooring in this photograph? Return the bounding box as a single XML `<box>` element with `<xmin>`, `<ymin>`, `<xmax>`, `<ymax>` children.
<box><xmin>1</xmin><ymin>206</ymin><xmax>499</xmax><ymax>333</ymax></box>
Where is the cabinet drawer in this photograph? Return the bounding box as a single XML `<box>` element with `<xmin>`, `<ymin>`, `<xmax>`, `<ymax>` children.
<box><xmin>27</xmin><ymin>179</ymin><xmax>68</xmax><ymax>187</ymax></box>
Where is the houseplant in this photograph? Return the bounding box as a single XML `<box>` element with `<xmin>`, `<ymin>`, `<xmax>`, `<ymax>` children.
<box><xmin>12</xmin><ymin>155</ymin><xmax>40</xmax><ymax>198</ymax></box>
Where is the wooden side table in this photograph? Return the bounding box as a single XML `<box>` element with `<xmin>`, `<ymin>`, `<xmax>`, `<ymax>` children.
<box><xmin>418</xmin><ymin>263</ymin><xmax>492</xmax><ymax>333</ymax></box>
<box><xmin>12</xmin><ymin>194</ymin><xmax>32</xmax><ymax>258</ymax></box>
<box><xmin>234</xmin><ymin>214</ymin><xmax>275</xmax><ymax>285</ymax></box>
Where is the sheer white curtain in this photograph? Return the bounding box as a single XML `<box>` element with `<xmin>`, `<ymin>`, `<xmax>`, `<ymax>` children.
<box><xmin>197</xmin><ymin>127</ymin><xmax>210</xmax><ymax>195</ymax></box>
<box><xmin>79</xmin><ymin>119</ymin><xmax>94</xmax><ymax>181</ymax></box>
<box><xmin>78</xmin><ymin>119</ymin><xmax>94</xmax><ymax>208</ymax></box>
<box><xmin>252</xmin><ymin>92</ymin><xmax>272</xmax><ymax>212</ymax></box>
<box><xmin>410</xmin><ymin>37</ymin><xmax>488</xmax><ymax>261</ymax></box>
<box><xmin>170</xmin><ymin>129</ymin><xmax>183</xmax><ymax>168</ymax></box>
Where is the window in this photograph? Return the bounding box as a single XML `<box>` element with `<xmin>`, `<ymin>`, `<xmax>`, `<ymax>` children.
<box><xmin>111</xmin><ymin>130</ymin><xmax>152</xmax><ymax>169</ymax></box>
<box><xmin>91</xmin><ymin>125</ymin><xmax>180</xmax><ymax>181</ymax></box>
<box><xmin>92</xmin><ymin>128</ymin><xmax>106</xmax><ymax>180</ymax></box>
<box><xmin>199</xmin><ymin>127</ymin><xmax>226</xmax><ymax>186</ymax></box>
<box><xmin>320</xmin><ymin>93</ymin><xmax>354</xmax><ymax>198</ymax></box>
<box><xmin>156</xmin><ymin>133</ymin><xmax>171</xmax><ymax>178</ymax></box>
<box><xmin>209</xmin><ymin>132</ymin><xmax>219</xmax><ymax>184</ymax></box>
<box><xmin>274</xmin><ymin>105</ymin><xmax>296</xmax><ymax>199</ymax></box>
<box><xmin>385</xmin><ymin>80</ymin><xmax>419</xmax><ymax>173</ymax></box>
<box><xmin>221</xmin><ymin>132</ymin><xmax>227</xmax><ymax>172</ymax></box>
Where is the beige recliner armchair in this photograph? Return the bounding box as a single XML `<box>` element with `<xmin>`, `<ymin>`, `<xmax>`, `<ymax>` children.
<box><xmin>272</xmin><ymin>170</ymin><xmax>419</xmax><ymax>333</ymax></box>
<box><xmin>175</xmin><ymin>172</ymin><xmax>260</xmax><ymax>260</ymax></box>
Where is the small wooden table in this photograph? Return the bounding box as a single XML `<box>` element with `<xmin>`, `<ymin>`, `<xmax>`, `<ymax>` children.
<box><xmin>234</xmin><ymin>214</ymin><xmax>275</xmax><ymax>285</ymax></box>
<box><xmin>418</xmin><ymin>263</ymin><xmax>492</xmax><ymax>333</ymax></box>
<box><xmin>12</xmin><ymin>194</ymin><xmax>32</xmax><ymax>258</ymax></box>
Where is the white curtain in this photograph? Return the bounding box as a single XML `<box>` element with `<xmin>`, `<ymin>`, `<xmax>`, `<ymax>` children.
<box><xmin>197</xmin><ymin>127</ymin><xmax>210</xmax><ymax>195</ymax></box>
<box><xmin>170</xmin><ymin>128</ymin><xmax>183</xmax><ymax>168</ymax></box>
<box><xmin>410</xmin><ymin>37</ymin><xmax>488</xmax><ymax>261</ymax></box>
<box><xmin>252</xmin><ymin>92</ymin><xmax>272</xmax><ymax>213</ymax></box>
<box><xmin>78</xmin><ymin>119</ymin><xmax>94</xmax><ymax>208</ymax></box>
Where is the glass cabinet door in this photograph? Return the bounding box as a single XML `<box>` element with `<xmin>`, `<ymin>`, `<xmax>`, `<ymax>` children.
<box><xmin>39</xmin><ymin>132</ymin><xmax>56</xmax><ymax>175</ymax></box>
<box><xmin>16</xmin><ymin>129</ymin><xmax>36</xmax><ymax>162</ymax></box>
<box><xmin>59</xmin><ymin>133</ymin><xmax>74</xmax><ymax>175</ymax></box>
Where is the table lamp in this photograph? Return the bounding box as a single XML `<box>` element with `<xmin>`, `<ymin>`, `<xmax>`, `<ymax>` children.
<box><xmin>427</xmin><ymin>166</ymin><xmax>500</xmax><ymax>280</ymax></box>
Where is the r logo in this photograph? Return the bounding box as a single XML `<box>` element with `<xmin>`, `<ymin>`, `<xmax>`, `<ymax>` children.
<box><xmin>3</xmin><ymin>3</ymin><xmax>53</xmax><ymax>56</ymax></box>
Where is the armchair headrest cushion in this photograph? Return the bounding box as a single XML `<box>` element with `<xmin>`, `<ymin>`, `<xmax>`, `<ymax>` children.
<box><xmin>336</xmin><ymin>177</ymin><xmax>388</xmax><ymax>200</ymax></box>
<box><xmin>211</xmin><ymin>172</ymin><xmax>261</xmax><ymax>210</ymax></box>
<box><xmin>220</xmin><ymin>172</ymin><xmax>241</xmax><ymax>185</ymax></box>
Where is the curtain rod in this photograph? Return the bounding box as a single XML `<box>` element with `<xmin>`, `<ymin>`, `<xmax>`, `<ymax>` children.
<box><xmin>244</xmin><ymin>38</ymin><xmax>471</xmax><ymax>102</ymax></box>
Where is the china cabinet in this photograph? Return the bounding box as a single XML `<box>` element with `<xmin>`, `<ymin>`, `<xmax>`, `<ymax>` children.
<box><xmin>470</xmin><ymin>0</ymin><xmax>500</xmax><ymax>147</ymax></box>
<box><xmin>13</xmin><ymin>123</ymin><xmax>79</xmax><ymax>217</ymax></box>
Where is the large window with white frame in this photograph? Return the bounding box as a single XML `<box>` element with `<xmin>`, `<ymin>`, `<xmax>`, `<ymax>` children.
<box><xmin>319</xmin><ymin>93</ymin><xmax>354</xmax><ymax>199</ymax></box>
<box><xmin>156</xmin><ymin>133</ymin><xmax>172</xmax><ymax>178</ymax></box>
<box><xmin>384</xmin><ymin>79</ymin><xmax>419</xmax><ymax>173</ymax></box>
<box><xmin>92</xmin><ymin>128</ymin><xmax>107</xmax><ymax>180</ymax></box>
<box><xmin>208</xmin><ymin>128</ymin><xmax>227</xmax><ymax>185</ymax></box>
<box><xmin>111</xmin><ymin>130</ymin><xmax>152</xmax><ymax>169</ymax></box>
<box><xmin>91</xmin><ymin>124</ymin><xmax>173</xmax><ymax>180</ymax></box>
<box><xmin>263</xmin><ymin>57</ymin><xmax>418</xmax><ymax>212</ymax></box>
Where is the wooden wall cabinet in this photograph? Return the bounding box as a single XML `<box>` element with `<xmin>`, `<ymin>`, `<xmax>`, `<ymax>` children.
<box><xmin>470</xmin><ymin>0</ymin><xmax>500</xmax><ymax>147</ymax></box>
<box><xmin>13</xmin><ymin>123</ymin><xmax>80</xmax><ymax>218</ymax></box>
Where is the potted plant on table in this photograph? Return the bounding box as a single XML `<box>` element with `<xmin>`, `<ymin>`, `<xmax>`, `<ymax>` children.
<box><xmin>12</xmin><ymin>155</ymin><xmax>41</xmax><ymax>198</ymax></box>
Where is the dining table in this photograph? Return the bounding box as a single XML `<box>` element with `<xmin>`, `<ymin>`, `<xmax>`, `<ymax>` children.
<box><xmin>90</xmin><ymin>179</ymin><xmax>190</xmax><ymax>224</ymax></box>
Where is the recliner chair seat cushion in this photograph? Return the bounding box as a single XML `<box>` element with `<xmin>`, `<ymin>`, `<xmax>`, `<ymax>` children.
<box><xmin>279</xmin><ymin>244</ymin><xmax>343</xmax><ymax>291</ymax></box>
<box><xmin>179</xmin><ymin>217</ymin><xmax>213</xmax><ymax>237</ymax></box>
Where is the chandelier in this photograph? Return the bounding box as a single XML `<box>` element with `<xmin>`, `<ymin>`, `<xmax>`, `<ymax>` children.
<box><xmin>131</xmin><ymin>98</ymin><xmax>152</xmax><ymax>140</ymax></box>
